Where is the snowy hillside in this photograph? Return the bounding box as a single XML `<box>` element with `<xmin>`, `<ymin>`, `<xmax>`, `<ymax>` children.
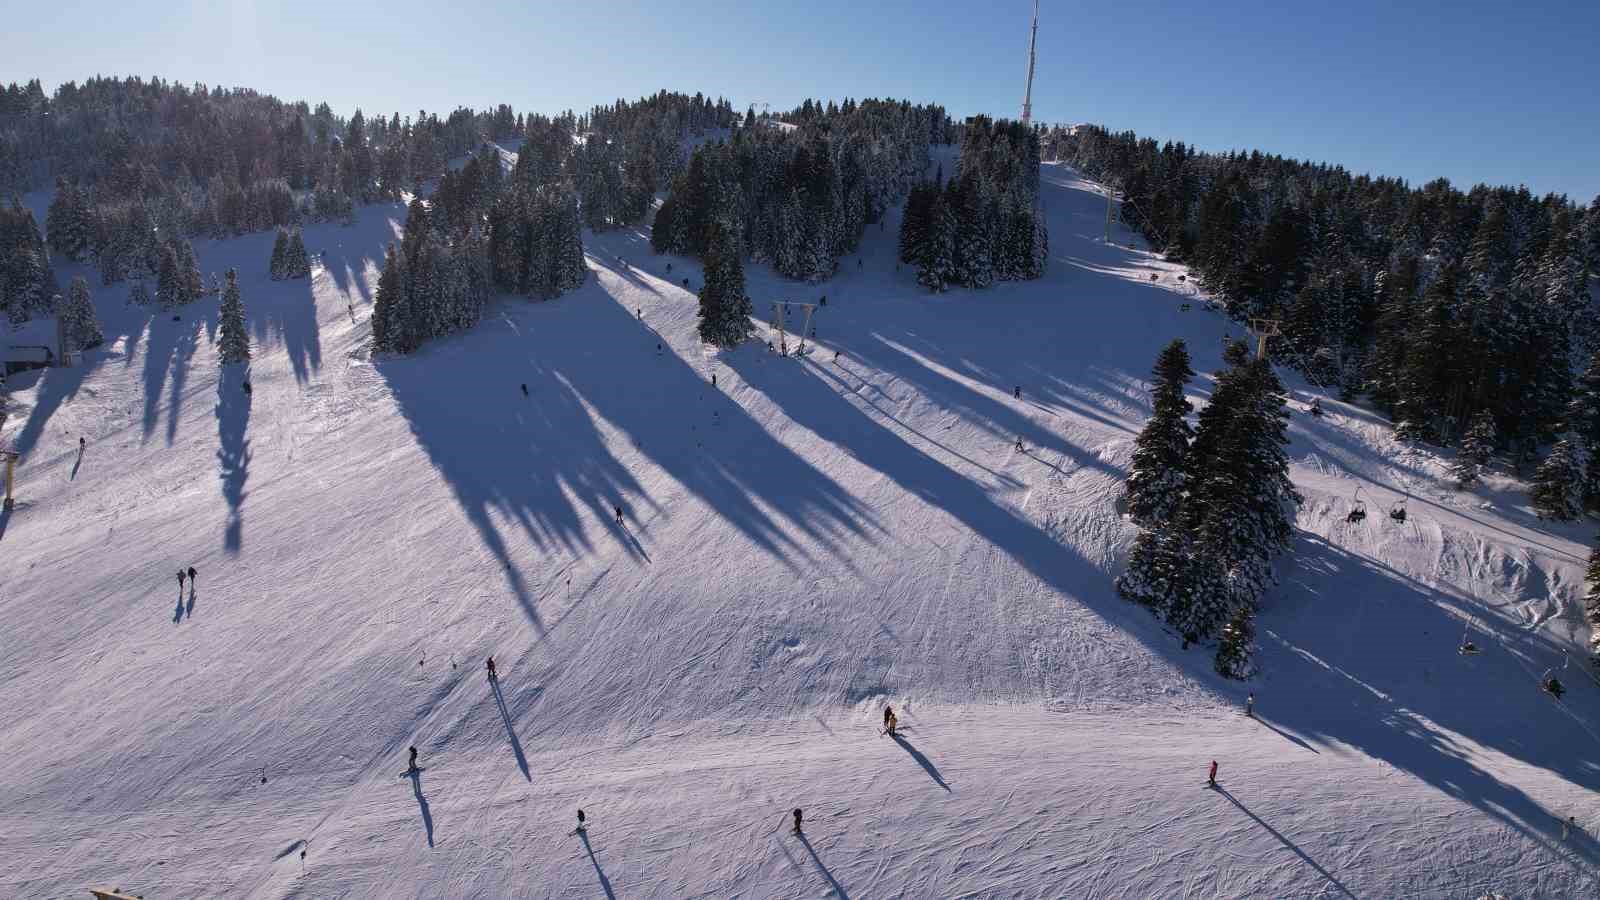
<box><xmin>3</xmin><ymin>155</ymin><xmax>1598</xmax><ymax>898</ymax></box>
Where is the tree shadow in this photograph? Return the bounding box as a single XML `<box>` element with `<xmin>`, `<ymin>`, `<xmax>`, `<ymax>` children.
<box><xmin>375</xmin><ymin>283</ymin><xmax>878</xmax><ymax>631</ymax></box>
<box><xmin>408</xmin><ymin>767</ymin><xmax>434</xmax><ymax>848</ymax></box>
<box><xmin>889</xmin><ymin>732</ymin><xmax>950</xmax><ymax>792</ymax></box>
<box><xmin>490</xmin><ymin>678</ymin><xmax>531</xmax><ymax>781</ymax></box>
<box><xmin>1214</xmin><ymin>786</ymin><xmax>1356</xmax><ymax>898</ymax></box>
<box><xmin>11</xmin><ymin>359</ymin><xmax>92</xmax><ymax>460</ymax></box>
<box><xmin>577</xmin><ymin>829</ymin><xmax>616</xmax><ymax>899</ymax></box>
<box><xmin>139</xmin><ymin>306</ymin><xmax>215</xmax><ymax>446</ymax></box>
<box><xmin>263</xmin><ymin>277</ymin><xmax>322</xmax><ymax>386</ymax></box>
<box><xmin>0</xmin><ymin>505</ymin><xmax>9</xmax><ymax>543</ymax></box>
<box><xmin>795</xmin><ymin>832</ymin><xmax>850</xmax><ymax>899</ymax></box>
<box><xmin>216</xmin><ymin>366</ymin><xmax>252</xmax><ymax>554</ymax></box>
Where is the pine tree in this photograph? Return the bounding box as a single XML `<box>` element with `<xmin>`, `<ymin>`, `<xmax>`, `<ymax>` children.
<box><xmin>1213</xmin><ymin>603</ymin><xmax>1257</xmax><ymax>679</ymax></box>
<box><xmin>1452</xmin><ymin>410</ymin><xmax>1496</xmax><ymax>489</ymax></box>
<box><xmin>372</xmin><ymin>243</ymin><xmax>402</xmax><ymax>353</ymax></box>
<box><xmin>286</xmin><ymin>229</ymin><xmax>311</xmax><ymax>278</ymax></box>
<box><xmin>156</xmin><ymin>243</ymin><xmax>183</xmax><ymax>309</ymax></box>
<box><xmin>1530</xmin><ymin>436</ymin><xmax>1588</xmax><ymax>521</ymax></box>
<box><xmin>697</xmin><ymin>222</ymin><xmax>753</xmax><ymax>349</ymax></box>
<box><xmin>179</xmin><ymin>241</ymin><xmax>203</xmax><ymax>305</ymax></box>
<box><xmin>918</xmin><ymin>194</ymin><xmax>957</xmax><ymax>292</ymax></box>
<box><xmin>1125</xmin><ymin>339</ymin><xmax>1195</xmax><ymax>525</ymax></box>
<box><xmin>1586</xmin><ymin>536</ymin><xmax>1600</xmax><ymax>662</ymax></box>
<box><xmin>269</xmin><ymin>228</ymin><xmax>288</xmax><ymax>280</ymax></box>
<box><xmin>59</xmin><ymin>276</ymin><xmax>103</xmax><ymax>352</ymax></box>
<box><xmin>218</xmin><ymin>269</ymin><xmax>250</xmax><ymax>364</ymax></box>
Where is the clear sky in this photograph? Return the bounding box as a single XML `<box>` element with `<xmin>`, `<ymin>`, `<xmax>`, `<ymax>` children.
<box><xmin>5</xmin><ymin>0</ymin><xmax>1597</xmax><ymax>201</ymax></box>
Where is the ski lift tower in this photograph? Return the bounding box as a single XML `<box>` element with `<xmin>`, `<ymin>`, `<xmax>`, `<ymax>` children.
<box><xmin>770</xmin><ymin>301</ymin><xmax>818</xmax><ymax>356</ymax></box>
<box><xmin>1020</xmin><ymin>0</ymin><xmax>1039</xmax><ymax>125</ymax></box>
<box><xmin>1249</xmin><ymin>318</ymin><xmax>1282</xmax><ymax>361</ymax></box>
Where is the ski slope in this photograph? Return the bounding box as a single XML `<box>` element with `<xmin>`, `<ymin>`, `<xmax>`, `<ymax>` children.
<box><xmin>2</xmin><ymin>155</ymin><xmax>1598</xmax><ymax>898</ymax></box>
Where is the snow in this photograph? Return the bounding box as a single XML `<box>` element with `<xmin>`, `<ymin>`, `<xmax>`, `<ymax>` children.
<box><xmin>2</xmin><ymin>156</ymin><xmax>1598</xmax><ymax>897</ymax></box>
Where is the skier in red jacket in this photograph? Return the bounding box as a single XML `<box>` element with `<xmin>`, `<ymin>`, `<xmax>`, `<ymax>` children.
<box><xmin>1208</xmin><ymin>760</ymin><xmax>1218</xmax><ymax>787</ymax></box>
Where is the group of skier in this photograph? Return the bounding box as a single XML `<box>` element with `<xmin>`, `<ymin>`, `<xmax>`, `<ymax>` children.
<box><xmin>175</xmin><ymin>565</ymin><xmax>198</xmax><ymax>595</ymax></box>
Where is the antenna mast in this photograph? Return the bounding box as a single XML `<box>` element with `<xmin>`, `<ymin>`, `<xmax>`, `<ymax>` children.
<box><xmin>1020</xmin><ymin>0</ymin><xmax>1039</xmax><ymax>124</ymax></box>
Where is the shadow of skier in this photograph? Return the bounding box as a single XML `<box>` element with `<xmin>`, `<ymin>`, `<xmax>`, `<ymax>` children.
<box><xmin>490</xmin><ymin>679</ymin><xmax>531</xmax><ymax>781</ymax></box>
<box><xmin>890</xmin><ymin>733</ymin><xmax>950</xmax><ymax>792</ymax></box>
<box><xmin>408</xmin><ymin>767</ymin><xmax>434</xmax><ymax>847</ymax></box>
<box><xmin>578</xmin><ymin>829</ymin><xmax>615</xmax><ymax>899</ymax></box>
<box><xmin>797</xmin><ymin>832</ymin><xmax>851</xmax><ymax>899</ymax></box>
<box><xmin>1254</xmin><ymin>716</ymin><xmax>1319</xmax><ymax>754</ymax></box>
<box><xmin>1215</xmin><ymin>785</ymin><xmax>1353</xmax><ymax>897</ymax></box>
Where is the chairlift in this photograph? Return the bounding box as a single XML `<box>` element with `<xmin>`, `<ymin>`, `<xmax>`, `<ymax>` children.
<box><xmin>1389</xmin><ymin>498</ymin><xmax>1408</xmax><ymax>523</ymax></box>
<box><xmin>1309</xmin><ymin>397</ymin><xmax>1324</xmax><ymax>418</ymax></box>
<box><xmin>1179</xmin><ymin>303</ymin><xmax>1192</xmax><ymax>312</ymax></box>
<box><xmin>1458</xmin><ymin>617</ymin><xmax>1481</xmax><ymax>655</ymax></box>
<box><xmin>1541</xmin><ymin>667</ymin><xmax>1567</xmax><ymax>699</ymax></box>
<box><xmin>1346</xmin><ymin>486</ymin><xmax>1367</xmax><ymax>524</ymax></box>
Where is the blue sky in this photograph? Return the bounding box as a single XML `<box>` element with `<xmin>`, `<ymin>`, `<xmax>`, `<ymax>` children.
<box><xmin>5</xmin><ymin>0</ymin><xmax>1597</xmax><ymax>201</ymax></box>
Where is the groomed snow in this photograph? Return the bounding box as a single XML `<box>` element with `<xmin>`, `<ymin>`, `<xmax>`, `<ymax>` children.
<box><xmin>2</xmin><ymin>157</ymin><xmax>1597</xmax><ymax>897</ymax></box>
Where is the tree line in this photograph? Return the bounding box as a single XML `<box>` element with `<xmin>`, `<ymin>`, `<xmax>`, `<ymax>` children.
<box><xmin>898</xmin><ymin>116</ymin><xmax>1049</xmax><ymax>291</ymax></box>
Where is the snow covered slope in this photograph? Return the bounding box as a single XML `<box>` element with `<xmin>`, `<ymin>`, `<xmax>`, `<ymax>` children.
<box><xmin>2</xmin><ymin>158</ymin><xmax>1598</xmax><ymax>898</ymax></box>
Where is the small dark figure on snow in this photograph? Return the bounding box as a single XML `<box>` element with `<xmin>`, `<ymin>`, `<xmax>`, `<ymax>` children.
<box><xmin>1245</xmin><ymin>692</ymin><xmax>1255</xmax><ymax>717</ymax></box>
<box><xmin>577</xmin><ymin>808</ymin><xmax>586</xmax><ymax>832</ymax></box>
<box><xmin>1207</xmin><ymin>760</ymin><xmax>1218</xmax><ymax>786</ymax></box>
<box><xmin>521</xmin><ymin>383</ymin><xmax>528</xmax><ymax>397</ymax></box>
<box><xmin>1015</xmin><ymin>437</ymin><xmax>1025</xmax><ymax>453</ymax></box>
<box><xmin>766</xmin><ymin>341</ymin><xmax>774</xmax><ymax>352</ymax></box>
<box><xmin>1310</xmin><ymin>398</ymin><xmax>1323</xmax><ymax>417</ymax></box>
<box><xmin>187</xmin><ymin>566</ymin><xmax>196</xmax><ymax>588</ymax></box>
<box><xmin>614</xmin><ymin>505</ymin><xmax>624</xmax><ymax>526</ymax></box>
<box><xmin>1014</xmin><ymin>385</ymin><xmax>1021</xmax><ymax>400</ymax></box>
<box><xmin>711</xmin><ymin>373</ymin><xmax>717</xmax><ymax>387</ymax></box>
<box><xmin>834</xmin><ymin>351</ymin><xmax>841</xmax><ymax>364</ymax></box>
<box><xmin>300</xmin><ymin>847</ymin><xmax>306</xmax><ymax>864</ymax></box>
<box><xmin>657</xmin><ymin>343</ymin><xmax>662</xmax><ymax>354</ymax></box>
<box><xmin>792</xmin><ymin>808</ymin><xmax>803</xmax><ymax>833</ymax></box>
<box><xmin>682</xmin><ymin>278</ymin><xmax>690</xmax><ymax>289</ymax></box>
<box><xmin>819</xmin><ymin>295</ymin><xmax>827</xmax><ymax>306</ymax></box>
<box><xmin>79</xmin><ymin>436</ymin><xmax>85</xmax><ymax>452</ymax></box>
<box><xmin>409</xmin><ymin>746</ymin><xmax>418</xmax><ymax>770</ymax></box>
<box><xmin>1544</xmin><ymin>676</ymin><xmax>1567</xmax><ymax>698</ymax></box>
<box><xmin>243</xmin><ymin>380</ymin><xmax>252</xmax><ymax>395</ymax></box>
<box><xmin>1564</xmin><ymin>815</ymin><xmax>1576</xmax><ymax>840</ymax></box>
<box><xmin>487</xmin><ymin>657</ymin><xmax>497</xmax><ymax>681</ymax></box>
<box><xmin>883</xmin><ymin>704</ymin><xmax>897</xmax><ymax>735</ymax></box>
<box><xmin>666</xmin><ymin>263</ymin><xmax>673</xmax><ymax>273</ymax></box>
<box><xmin>177</xmin><ymin>570</ymin><xmax>186</xmax><ymax>591</ymax></box>
<box><xmin>637</xmin><ymin>308</ymin><xmax>642</xmax><ymax>319</ymax></box>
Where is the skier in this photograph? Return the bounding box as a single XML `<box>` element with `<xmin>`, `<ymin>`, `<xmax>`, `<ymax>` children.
<box><xmin>177</xmin><ymin>569</ymin><xmax>186</xmax><ymax>593</ymax></box>
<box><xmin>792</xmin><ymin>808</ymin><xmax>803</xmax><ymax>833</ymax></box>
<box><xmin>711</xmin><ymin>373</ymin><xmax>717</xmax><ymax>387</ymax></box>
<box><xmin>883</xmin><ymin>704</ymin><xmax>897</xmax><ymax>736</ymax></box>
<box><xmin>1245</xmin><ymin>692</ymin><xmax>1255</xmax><ymax>718</ymax></box>
<box><xmin>657</xmin><ymin>343</ymin><xmax>663</xmax><ymax>355</ymax></box>
<box><xmin>666</xmin><ymin>263</ymin><xmax>673</xmax><ymax>273</ymax></box>
<box><xmin>858</xmin><ymin>259</ymin><xmax>863</xmax><ymax>269</ymax></box>
<box><xmin>1014</xmin><ymin>385</ymin><xmax>1021</xmax><ymax>400</ymax></box>
<box><xmin>577</xmin><ymin>809</ymin><xmax>586</xmax><ymax>831</ymax></box>
<box><xmin>1207</xmin><ymin>760</ymin><xmax>1218</xmax><ymax>787</ymax></box>
<box><xmin>637</xmin><ymin>308</ymin><xmax>642</xmax><ymax>319</ymax></box>
<box><xmin>614</xmin><ymin>505</ymin><xmax>624</xmax><ymax>527</ymax></box>
<box><xmin>834</xmin><ymin>351</ymin><xmax>841</xmax><ymax>364</ymax></box>
<box><xmin>187</xmin><ymin>566</ymin><xmax>197</xmax><ymax>590</ymax></box>
<box><xmin>487</xmin><ymin>657</ymin><xmax>497</xmax><ymax>681</ymax></box>
<box><xmin>1564</xmin><ymin>816</ymin><xmax>1576</xmax><ymax>840</ymax></box>
<box><xmin>1015</xmin><ymin>437</ymin><xmax>1025</xmax><ymax>453</ymax></box>
<box><xmin>409</xmin><ymin>746</ymin><xmax>418</xmax><ymax>771</ymax></box>
<box><xmin>78</xmin><ymin>436</ymin><xmax>85</xmax><ymax>453</ymax></box>
<box><xmin>521</xmin><ymin>383</ymin><xmax>528</xmax><ymax>397</ymax></box>
<box><xmin>819</xmin><ymin>295</ymin><xmax>827</xmax><ymax>306</ymax></box>
<box><xmin>243</xmin><ymin>380</ymin><xmax>252</xmax><ymax>395</ymax></box>
<box><xmin>1309</xmin><ymin>397</ymin><xmax>1323</xmax><ymax>417</ymax></box>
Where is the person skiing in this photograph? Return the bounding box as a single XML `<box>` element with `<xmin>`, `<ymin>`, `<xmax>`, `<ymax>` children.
<box><xmin>1015</xmin><ymin>437</ymin><xmax>1025</xmax><ymax>453</ymax></box>
<box><xmin>78</xmin><ymin>436</ymin><xmax>85</xmax><ymax>452</ymax></box>
<box><xmin>187</xmin><ymin>566</ymin><xmax>197</xmax><ymax>589</ymax></box>
<box><xmin>883</xmin><ymin>704</ymin><xmax>897</xmax><ymax>736</ymax></box>
<box><xmin>1245</xmin><ymin>692</ymin><xmax>1255</xmax><ymax>718</ymax></box>
<box><xmin>409</xmin><ymin>746</ymin><xmax>418</xmax><ymax>770</ymax></box>
<box><xmin>1563</xmin><ymin>815</ymin><xmax>1576</xmax><ymax>840</ymax></box>
<box><xmin>834</xmin><ymin>351</ymin><xmax>841</xmax><ymax>364</ymax></box>
<box><xmin>577</xmin><ymin>808</ymin><xmax>586</xmax><ymax>831</ymax></box>
<box><xmin>1014</xmin><ymin>385</ymin><xmax>1021</xmax><ymax>400</ymax></box>
<box><xmin>520</xmin><ymin>383</ymin><xmax>528</xmax><ymax>397</ymax></box>
<box><xmin>614</xmin><ymin>505</ymin><xmax>624</xmax><ymax>526</ymax></box>
<box><xmin>1207</xmin><ymin>760</ymin><xmax>1218</xmax><ymax>787</ymax></box>
<box><xmin>665</xmin><ymin>263</ymin><xmax>672</xmax><ymax>273</ymax></box>
<box><xmin>711</xmin><ymin>373</ymin><xmax>717</xmax><ymax>387</ymax></box>
<box><xmin>819</xmin><ymin>295</ymin><xmax>827</xmax><ymax>306</ymax></box>
<box><xmin>243</xmin><ymin>380</ymin><xmax>252</xmax><ymax>395</ymax></box>
<box><xmin>637</xmin><ymin>308</ymin><xmax>642</xmax><ymax>319</ymax></box>
<box><xmin>792</xmin><ymin>808</ymin><xmax>803</xmax><ymax>833</ymax></box>
<box><xmin>486</xmin><ymin>657</ymin><xmax>497</xmax><ymax>681</ymax></box>
<box><xmin>177</xmin><ymin>569</ymin><xmax>186</xmax><ymax>593</ymax></box>
<box><xmin>1309</xmin><ymin>397</ymin><xmax>1323</xmax><ymax>417</ymax></box>
<box><xmin>656</xmin><ymin>343</ymin><xmax>662</xmax><ymax>354</ymax></box>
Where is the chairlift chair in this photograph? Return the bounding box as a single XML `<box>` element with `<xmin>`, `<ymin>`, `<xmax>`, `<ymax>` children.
<box><xmin>1389</xmin><ymin>498</ymin><xmax>1408</xmax><ymax>523</ymax></box>
<box><xmin>1179</xmin><ymin>303</ymin><xmax>1192</xmax><ymax>312</ymax></box>
<box><xmin>1309</xmin><ymin>397</ymin><xmax>1324</xmax><ymax>417</ymax></box>
<box><xmin>1458</xmin><ymin>618</ymin><xmax>1481</xmax><ymax>655</ymax></box>
<box><xmin>1346</xmin><ymin>486</ymin><xmax>1367</xmax><ymax>524</ymax></box>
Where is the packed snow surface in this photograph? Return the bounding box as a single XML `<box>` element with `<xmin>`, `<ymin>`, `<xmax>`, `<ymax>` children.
<box><xmin>3</xmin><ymin>156</ymin><xmax>1598</xmax><ymax>898</ymax></box>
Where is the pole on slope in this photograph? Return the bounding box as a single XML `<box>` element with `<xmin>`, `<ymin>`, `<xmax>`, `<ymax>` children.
<box><xmin>2</xmin><ymin>451</ymin><xmax>16</xmax><ymax>510</ymax></box>
<box><xmin>1104</xmin><ymin>188</ymin><xmax>1115</xmax><ymax>244</ymax></box>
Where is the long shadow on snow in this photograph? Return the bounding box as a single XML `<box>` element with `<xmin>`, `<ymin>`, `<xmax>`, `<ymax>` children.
<box><xmin>1213</xmin><ymin>785</ymin><xmax>1356</xmax><ymax>898</ymax></box>
<box><xmin>215</xmin><ymin>365</ymin><xmax>251</xmax><ymax>553</ymax></box>
<box><xmin>1259</xmin><ymin>534</ymin><xmax>1600</xmax><ymax>874</ymax></box>
<box><xmin>790</xmin><ymin>832</ymin><xmax>850</xmax><ymax>899</ymax></box>
<box><xmin>377</xmin><ymin>281</ymin><xmax>877</xmax><ymax>630</ymax></box>
<box><xmin>578</xmin><ymin>829</ymin><xmax>617</xmax><ymax>899</ymax></box>
<box><xmin>140</xmin><ymin>305</ymin><xmax>217</xmax><ymax>446</ymax></box>
<box><xmin>889</xmin><ymin>732</ymin><xmax>951</xmax><ymax>792</ymax></box>
<box><xmin>408</xmin><ymin>767</ymin><xmax>435</xmax><ymax>848</ymax></box>
<box><xmin>490</xmin><ymin>678</ymin><xmax>531</xmax><ymax>781</ymax></box>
